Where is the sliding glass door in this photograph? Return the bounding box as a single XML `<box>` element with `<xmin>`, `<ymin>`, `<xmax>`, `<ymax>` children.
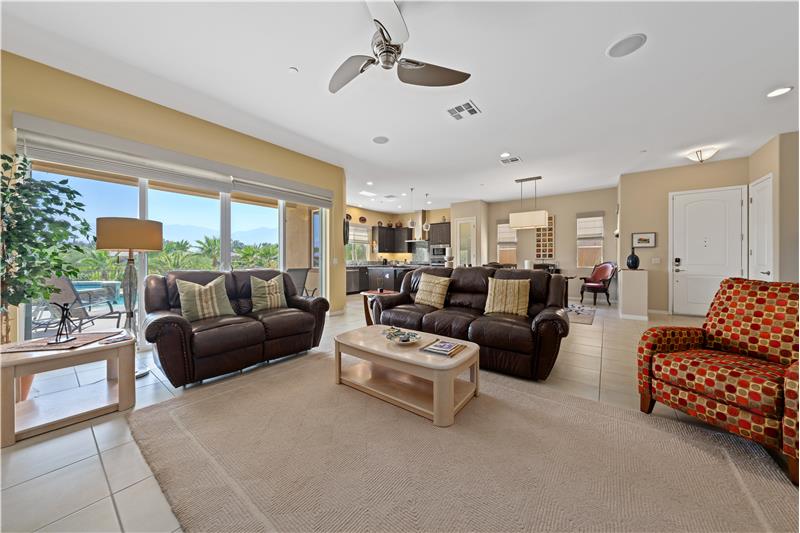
<box><xmin>230</xmin><ymin>193</ymin><xmax>279</xmax><ymax>269</ymax></box>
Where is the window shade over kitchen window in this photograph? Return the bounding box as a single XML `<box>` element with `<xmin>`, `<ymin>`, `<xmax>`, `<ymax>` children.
<box><xmin>348</xmin><ymin>223</ymin><xmax>370</xmax><ymax>244</ymax></box>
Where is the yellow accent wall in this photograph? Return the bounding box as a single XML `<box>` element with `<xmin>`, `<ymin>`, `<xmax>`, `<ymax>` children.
<box><xmin>1</xmin><ymin>52</ymin><xmax>347</xmax><ymax>311</ymax></box>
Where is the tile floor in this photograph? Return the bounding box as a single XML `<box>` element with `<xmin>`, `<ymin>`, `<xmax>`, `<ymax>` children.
<box><xmin>2</xmin><ymin>295</ymin><xmax>705</xmax><ymax>532</ymax></box>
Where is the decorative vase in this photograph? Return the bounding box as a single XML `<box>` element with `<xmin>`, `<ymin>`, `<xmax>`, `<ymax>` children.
<box><xmin>626</xmin><ymin>248</ymin><xmax>640</xmax><ymax>270</ymax></box>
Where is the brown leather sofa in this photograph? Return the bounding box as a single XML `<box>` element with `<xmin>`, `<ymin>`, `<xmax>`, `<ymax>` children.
<box><xmin>143</xmin><ymin>269</ymin><xmax>329</xmax><ymax>387</ymax></box>
<box><xmin>373</xmin><ymin>267</ymin><xmax>569</xmax><ymax>380</ymax></box>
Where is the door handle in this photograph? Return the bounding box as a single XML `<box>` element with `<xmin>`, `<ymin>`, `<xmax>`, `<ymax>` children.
<box><xmin>760</xmin><ymin>271</ymin><xmax>771</xmax><ymax>275</ymax></box>
<box><xmin>674</xmin><ymin>268</ymin><xmax>683</xmax><ymax>272</ymax></box>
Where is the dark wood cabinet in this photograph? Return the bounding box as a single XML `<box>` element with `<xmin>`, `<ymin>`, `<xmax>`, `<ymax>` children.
<box><xmin>373</xmin><ymin>226</ymin><xmax>412</xmax><ymax>253</ymax></box>
<box><xmin>428</xmin><ymin>222</ymin><xmax>450</xmax><ymax>245</ymax></box>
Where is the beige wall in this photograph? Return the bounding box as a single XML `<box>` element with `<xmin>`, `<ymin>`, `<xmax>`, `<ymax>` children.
<box><xmin>619</xmin><ymin>157</ymin><xmax>750</xmax><ymax>311</ymax></box>
<box><xmin>779</xmin><ymin>133</ymin><xmax>798</xmax><ymax>281</ymax></box>
<box><xmin>1</xmin><ymin>52</ymin><xmax>348</xmax><ymax>311</ymax></box>
<box><xmin>427</xmin><ymin>208</ymin><xmax>451</xmax><ymax>223</ymax></box>
<box><xmin>487</xmin><ymin>188</ymin><xmax>619</xmax><ymax>299</ymax></box>
<box><xmin>749</xmin><ymin>132</ymin><xmax>799</xmax><ymax>281</ymax></box>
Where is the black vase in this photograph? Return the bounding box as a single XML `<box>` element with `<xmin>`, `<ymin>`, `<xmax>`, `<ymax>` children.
<box><xmin>626</xmin><ymin>249</ymin><xmax>640</xmax><ymax>270</ymax></box>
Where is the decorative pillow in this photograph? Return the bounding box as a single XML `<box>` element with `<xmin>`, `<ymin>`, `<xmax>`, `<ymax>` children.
<box><xmin>251</xmin><ymin>275</ymin><xmax>287</xmax><ymax>312</ymax></box>
<box><xmin>414</xmin><ymin>273</ymin><xmax>451</xmax><ymax>309</ymax></box>
<box><xmin>485</xmin><ymin>277</ymin><xmax>530</xmax><ymax>316</ymax></box>
<box><xmin>176</xmin><ymin>275</ymin><xmax>236</xmax><ymax>322</ymax></box>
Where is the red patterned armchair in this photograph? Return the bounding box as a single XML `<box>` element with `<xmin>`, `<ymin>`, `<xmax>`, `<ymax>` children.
<box><xmin>638</xmin><ymin>278</ymin><xmax>799</xmax><ymax>484</ymax></box>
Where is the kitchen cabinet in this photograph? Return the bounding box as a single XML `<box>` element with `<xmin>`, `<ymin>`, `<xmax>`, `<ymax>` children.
<box><xmin>367</xmin><ymin>267</ymin><xmax>413</xmax><ymax>291</ymax></box>
<box><xmin>346</xmin><ymin>270</ymin><xmax>360</xmax><ymax>294</ymax></box>
<box><xmin>428</xmin><ymin>222</ymin><xmax>451</xmax><ymax>245</ymax></box>
<box><xmin>358</xmin><ymin>267</ymin><xmax>369</xmax><ymax>292</ymax></box>
<box><xmin>373</xmin><ymin>227</ymin><xmax>412</xmax><ymax>253</ymax></box>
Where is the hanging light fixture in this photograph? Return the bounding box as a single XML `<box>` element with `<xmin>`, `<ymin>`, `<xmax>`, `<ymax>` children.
<box><xmin>509</xmin><ymin>176</ymin><xmax>548</xmax><ymax>229</ymax></box>
<box><xmin>407</xmin><ymin>186</ymin><xmax>416</xmax><ymax>229</ymax></box>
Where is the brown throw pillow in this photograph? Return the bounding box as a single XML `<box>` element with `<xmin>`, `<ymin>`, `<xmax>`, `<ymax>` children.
<box><xmin>485</xmin><ymin>277</ymin><xmax>530</xmax><ymax>316</ymax></box>
<box><xmin>414</xmin><ymin>273</ymin><xmax>451</xmax><ymax>309</ymax></box>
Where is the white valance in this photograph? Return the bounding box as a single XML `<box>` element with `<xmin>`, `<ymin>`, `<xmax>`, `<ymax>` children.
<box><xmin>14</xmin><ymin>112</ymin><xmax>333</xmax><ymax>209</ymax></box>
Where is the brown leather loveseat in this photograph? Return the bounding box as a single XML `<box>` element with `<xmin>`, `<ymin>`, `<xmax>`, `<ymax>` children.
<box><xmin>373</xmin><ymin>267</ymin><xmax>569</xmax><ymax>380</ymax></box>
<box><xmin>143</xmin><ymin>269</ymin><xmax>329</xmax><ymax>387</ymax></box>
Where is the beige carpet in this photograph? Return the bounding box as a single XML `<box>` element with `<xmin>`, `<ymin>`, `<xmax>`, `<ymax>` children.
<box><xmin>129</xmin><ymin>353</ymin><xmax>798</xmax><ymax>532</ymax></box>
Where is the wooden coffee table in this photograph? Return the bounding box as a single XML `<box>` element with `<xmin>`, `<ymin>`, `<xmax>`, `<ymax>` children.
<box><xmin>1</xmin><ymin>332</ymin><xmax>135</xmax><ymax>447</ymax></box>
<box><xmin>334</xmin><ymin>325</ymin><xmax>479</xmax><ymax>427</ymax></box>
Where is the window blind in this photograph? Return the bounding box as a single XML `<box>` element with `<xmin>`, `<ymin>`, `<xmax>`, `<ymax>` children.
<box><xmin>14</xmin><ymin>112</ymin><xmax>334</xmax><ymax>208</ymax></box>
<box><xmin>577</xmin><ymin>216</ymin><xmax>604</xmax><ymax>239</ymax></box>
<box><xmin>348</xmin><ymin>223</ymin><xmax>370</xmax><ymax>244</ymax></box>
<box><xmin>497</xmin><ymin>222</ymin><xmax>518</xmax><ymax>244</ymax></box>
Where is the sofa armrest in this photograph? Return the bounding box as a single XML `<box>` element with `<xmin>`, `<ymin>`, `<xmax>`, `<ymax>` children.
<box><xmin>530</xmin><ymin>307</ymin><xmax>569</xmax><ymax>380</ymax></box>
<box><xmin>372</xmin><ymin>292</ymin><xmax>412</xmax><ymax>324</ymax></box>
<box><xmin>532</xmin><ymin>307</ymin><xmax>569</xmax><ymax>337</ymax></box>
<box><xmin>287</xmin><ymin>295</ymin><xmax>330</xmax><ymax>347</ymax></box>
<box><xmin>637</xmin><ymin>327</ymin><xmax>705</xmax><ymax>395</ymax></box>
<box><xmin>142</xmin><ymin>311</ymin><xmax>194</xmax><ymax>387</ymax></box>
<box><xmin>783</xmin><ymin>361</ymin><xmax>799</xmax><ymax>460</ymax></box>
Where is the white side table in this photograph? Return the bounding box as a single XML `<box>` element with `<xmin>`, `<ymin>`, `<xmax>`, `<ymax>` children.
<box><xmin>618</xmin><ymin>269</ymin><xmax>649</xmax><ymax>321</ymax></box>
<box><xmin>1</xmin><ymin>333</ymin><xmax>135</xmax><ymax>447</ymax></box>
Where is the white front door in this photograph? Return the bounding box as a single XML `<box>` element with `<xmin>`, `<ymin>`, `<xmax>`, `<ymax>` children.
<box><xmin>748</xmin><ymin>175</ymin><xmax>774</xmax><ymax>281</ymax></box>
<box><xmin>671</xmin><ymin>186</ymin><xmax>745</xmax><ymax>315</ymax></box>
<box><xmin>454</xmin><ymin>217</ymin><xmax>477</xmax><ymax>267</ymax></box>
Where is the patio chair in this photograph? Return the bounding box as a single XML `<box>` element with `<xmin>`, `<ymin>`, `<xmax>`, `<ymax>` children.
<box><xmin>287</xmin><ymin>268</ymin><xmax>317</xmax><ymax>297</ymax></box>
<box><xmin>46</xmin><ymin>276</ymin><xmax>122</xmax><ymax>332</ymax></box>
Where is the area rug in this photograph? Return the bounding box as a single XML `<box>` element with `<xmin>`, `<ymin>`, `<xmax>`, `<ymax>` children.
<box><xmin>566</xmin><ymin>304</ymin><xmax>595</xmax><ymax>325</ymax></box>
<box><xmin>129</xmin><ymin>353</ymin><xmax>798</xmax><ymax>532</ymax></box>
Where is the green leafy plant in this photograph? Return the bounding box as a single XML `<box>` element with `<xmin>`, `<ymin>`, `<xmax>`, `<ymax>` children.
<box><xmin>1</xmin><ymin>154</ymin><xmax>91</xmax><ymax>342</ymax></box>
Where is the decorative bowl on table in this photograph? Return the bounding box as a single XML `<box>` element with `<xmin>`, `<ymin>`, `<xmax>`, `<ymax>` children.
<box><xmin>383</xmin><ymin>327</ymin><xmax>422</xmax><ymax>345</ymax></box>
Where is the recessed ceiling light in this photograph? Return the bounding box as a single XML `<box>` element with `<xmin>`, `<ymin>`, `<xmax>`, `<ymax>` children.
<box><xmin>369</xmin><ymin>198</ymin><xmax>375</xmax><ymax>201</ymax></box>
<box><xmin>366</xmin><ymin>181</ymin><xmax>374</xmax><ymax>186</ymax></box>
<box><xmin>426</xmin><ymin>200</ymin><xmax>432</xmax><ymax>205</ymax></box>
<box><xmin>607</xmin><ymin>33</ymin><xmax>647</xmax><ymax>58</ymax></box>
<box><xmin>500</xmin><ymin>152</ymin><xmax>511</xmax><ymax>158</ymax></box>
<box><xmin>372</xmin><ymin>136</ymin><xmax>389</xmax><ymax>144</ymax></box>
<box><xmin>288</xmin><ymin>66</ymin><xmax>299</xmax><ymax>73</ymax></box>
<box><xmin>401</xmin><ymin>192</ymin><xmax>407</xmax><ymax>196</ymax></box>
<box><xmin>767</xmin><ymin>86</ymin><xmax>793</xmax><ymax>98</ymax></box>
<box><xmin>356</xmin><ymin>204</ymin><xmax>363</xmax><ymax>207</ymax></box>
<box><xmin>397</xmin><ymin>205</ymin><xmax>402</xmax><ymax>209</ymax></box>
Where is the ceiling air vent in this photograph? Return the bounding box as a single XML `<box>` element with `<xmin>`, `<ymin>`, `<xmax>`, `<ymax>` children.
<box><xmin>383</xmin><ymin>194</ymin><xmax>397</xmax><ymax>200</ymax></box>
<box><xmin>447</xmin><ymin>99</ymin><xmax>482</xmax><ymax>120</ymax></box>
<box><xmin>500</xmin><ymin>156</ymin><xmax>522</xmax><ymax>165</ymax></box>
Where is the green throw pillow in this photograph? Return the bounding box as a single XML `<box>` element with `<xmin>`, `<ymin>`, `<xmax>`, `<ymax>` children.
<box><xmin>251</xmin><ymin>275</ymin><xmax>287</xmax><ymax>312</ymax></box>
<box><xmin>176</xmin><ymin>275</ymin><xmax>236</xmax><ymax>322</ymax></box>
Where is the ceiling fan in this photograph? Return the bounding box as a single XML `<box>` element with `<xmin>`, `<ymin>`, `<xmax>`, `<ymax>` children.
<box><xmin>328</xmin><ymin>0</ymin><xmax>471</xmax><ymax>94</ymax></box>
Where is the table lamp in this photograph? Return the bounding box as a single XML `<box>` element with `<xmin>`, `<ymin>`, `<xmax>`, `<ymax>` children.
<box><xmin>96</xmin><ymin>218</ymin><xmax>163</xmax><ymax>376</ymax></box>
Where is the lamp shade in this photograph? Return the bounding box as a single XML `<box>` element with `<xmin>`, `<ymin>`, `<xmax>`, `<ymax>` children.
<box><xmin>509</xmin><ymin>210</ymin><xmax>549</xmax><ymax>230</ymax></box>
<box><xmin>95</xmin><ymin>217</ymin><xmax>163</xmax><ymax>252</ymax></box>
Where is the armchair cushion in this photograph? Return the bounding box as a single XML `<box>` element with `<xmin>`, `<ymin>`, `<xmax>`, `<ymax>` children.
<box><xmin>784</xmin><ymin>361</ymin><xmax>799</xmax><ymax>459</ymax></box>
<box><xmin>637</xmin><ymin>326</ymin><xmax>706</xmax><ymax>393</ymax></box>
<box><xmin>703</xmin><ymin>278</ymin><xmax>798</xmax><ymax>365</ymax></box>
<box><xmin>651</xmin><ymin>349</ymin><xmax>786</xmax><ymax>418</ymax></box>
<box><xmin>652</xmin><ymin>381</ymin><xmax>782</xmax><ymax>450</ymax></box>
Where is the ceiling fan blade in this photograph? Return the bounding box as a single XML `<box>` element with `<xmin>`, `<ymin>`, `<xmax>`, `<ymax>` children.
<box><xmin>329</xmin><ymin>55</ymin><xmax>376</xmax><ymax>94</ymax></box>
<box><xmin>365</xmin><ymin>0</ymin><xmax>409</xmax><ymax>44</ymax></box>
<box><xmin>397</xmin><ymin>58</ymin><xmax>471</xmax><ymax>87</ymax></box>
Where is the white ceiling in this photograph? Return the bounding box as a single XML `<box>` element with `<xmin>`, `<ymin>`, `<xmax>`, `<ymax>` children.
<box><xmin>2</xmin><ymin>1</ymin><xmax>797</xmax><ymax>212</ymax></box>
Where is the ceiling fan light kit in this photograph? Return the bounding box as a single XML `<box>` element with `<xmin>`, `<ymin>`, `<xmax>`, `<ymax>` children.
<box><xmin>509</xmin><ymin>176</ymin><xmax>549</xmax><ymax>230</ymax></box>
<box><xmin>329</xmin><ymin>0</ymin><xmax>471</xmax><ymax>93</ymax></box>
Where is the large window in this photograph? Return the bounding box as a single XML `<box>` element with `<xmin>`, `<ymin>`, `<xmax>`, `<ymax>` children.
<box><xmin>30</xmin><ymin>166</ymin><xmax>139</xmax><ymax>338</ymax></box>
<box><xmin>496</xmin><ymin>222</ymin><xmax>517</xmax><ymax>265</ymax></box>
<box><xmin>147</xmin><ymin>182</ymin><xmax>220</xmax><ymax>275</ymax></box>
<box><xmin>231</xmin><ymin>193</ymin><xmax>279</xmax><ymax>269</ymax></box>
<box><xmin>577</xmin><ymin>215</ymin><xmax>604</xmax><ymax>268</ymax></box>
<box><xmin>345</xmin><ymin>223</ymin><xmax>370</xmax><ymax>263</ymax></box>
<box><xmin>311</xmin><ymin>209</ymin><xmax>321</xmax><ymax>269</ymax></box>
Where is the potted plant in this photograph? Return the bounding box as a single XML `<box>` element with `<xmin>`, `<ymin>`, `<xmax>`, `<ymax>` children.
<box><xmin>1</xmin><ymin>154</ymin><xmax>91</xmax><ymax>399</ymax></box>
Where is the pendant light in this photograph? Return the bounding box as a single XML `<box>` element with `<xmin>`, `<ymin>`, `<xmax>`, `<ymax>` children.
<box><xmin>509</xmin><ymin>176</ymin><xmax>548</xmax><ymax>229</ymax></box>
<box><xmin>407</xmin><ymin>187</ymin><xmax>416</xmax><ymax>229</ymax></box>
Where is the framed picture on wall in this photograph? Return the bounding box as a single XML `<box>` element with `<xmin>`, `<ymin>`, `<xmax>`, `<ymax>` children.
<box><xmin>632</xmin><ymin>232</ymin><xmax>656</xmax><ymax>248</ymax></box>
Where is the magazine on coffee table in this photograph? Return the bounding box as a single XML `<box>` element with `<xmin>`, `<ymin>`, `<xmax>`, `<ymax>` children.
<box><xmin>421</xmin><ymin>339</ymin><xmax>466</xmax><ymax>357</ymax></box>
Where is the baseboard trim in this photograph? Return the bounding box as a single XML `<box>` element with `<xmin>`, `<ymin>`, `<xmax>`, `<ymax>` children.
<box><xmin>328</xmin><ymin>309</ymin><xmax>345</xmax><ymax>316</ymax></box>
<box><xmin>648</xmin><ymin>309</ymin><xmax>670</xmax><ymax>315</ymax></box>
<box><xmin>619</xmin><ymin>313</ymin><xmax>648</xmax><ymax>321</ymax></box>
